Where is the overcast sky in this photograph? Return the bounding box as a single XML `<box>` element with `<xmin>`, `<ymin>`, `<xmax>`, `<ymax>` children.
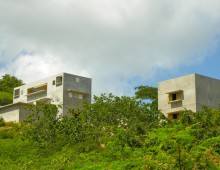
<box><xmin>0</xmin><ymin>0</ymin><xmax>220</xmax><ymax>96</ymax></box>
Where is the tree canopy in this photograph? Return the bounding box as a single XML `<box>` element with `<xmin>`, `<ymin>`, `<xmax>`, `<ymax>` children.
<box><xmin>0</xmin><ymin>82</ymin><xmax>219</xmax><ymax>169</ymax></box>
<box><xmin>17</xmin><ymin>94</ymin><xmax>220</xmax><ymax>169</ymax></box>
<box><xmin>0</xmin><ymin>74</ymin><xmax>23</xmax><ymax>94</ymax></box>
<box><xmin>0</xmin><ymin>74</ymin><xmax>23</xmax><ymax>106</ymax></box>
<box><xmin>135</xmin><ymin>85</ymin><xmax>158</xmax><ymax>110</ymax></box>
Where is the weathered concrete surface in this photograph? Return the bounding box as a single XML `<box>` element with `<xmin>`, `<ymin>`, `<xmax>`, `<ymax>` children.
<box><xmin>1</xmin><ymin>72</ymin><xmax>92</xmax><ymax>122</ymax></box>
<box><xmin>0</xmin><ymin>103</ymin><xmax>30</xmax><ymax>122</ymax></box>
<box><xmin>158</xmin><ymin>74</ymin><xmax>220</xmax><ymax>118</ymax></box>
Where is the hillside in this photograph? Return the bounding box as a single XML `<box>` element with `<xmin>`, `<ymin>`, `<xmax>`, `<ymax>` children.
<box><xmin>0</xmin><ymin>94</ymin><xmax>220</xmax><ymax>169</ymax></box>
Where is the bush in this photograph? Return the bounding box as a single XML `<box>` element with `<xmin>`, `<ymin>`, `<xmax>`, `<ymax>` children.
<box><xmin>0</xmin><ymin>91</ymin><xmax>12</xmax><ymax>106</ymax></box>
<box><xmin>0</xmin><ymin>117</ymin><xmax>5</xmax><ymax>127</ymax></box>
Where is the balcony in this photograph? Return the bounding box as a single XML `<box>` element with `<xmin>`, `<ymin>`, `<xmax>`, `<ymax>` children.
<box><xmin>26</xmin><ymin>84</ymin><xmax>47</xmax><ymax>102</ymax></box>
<box><xmin>27</xmin><ymin>84</ymin><xmax>47</xmax><ymax>96</ymax></box>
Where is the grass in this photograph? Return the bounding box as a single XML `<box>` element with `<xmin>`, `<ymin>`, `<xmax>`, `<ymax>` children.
<box><xmin>0</xmin><ymin>124</ymin><xmax>146</xmax><ymax>169</ymax></box>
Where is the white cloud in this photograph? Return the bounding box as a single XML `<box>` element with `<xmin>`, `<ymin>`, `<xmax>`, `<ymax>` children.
<box><xmin>0</xmin><ymin>0</ymin><xmax>220</xmax><ymax>96</ymax></box>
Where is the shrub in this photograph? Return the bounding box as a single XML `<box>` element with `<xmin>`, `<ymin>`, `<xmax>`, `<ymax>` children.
<box><xmin>0</xmin><ymin>117</ymin><xmax>5</xmax><ymax>127</ymax></box>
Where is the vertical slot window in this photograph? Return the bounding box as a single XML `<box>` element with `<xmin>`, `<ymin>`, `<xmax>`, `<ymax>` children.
<box><xmin>172</xmin><ymin>114</ymin><xmax>178</xmax><ymax>119</ymax></box>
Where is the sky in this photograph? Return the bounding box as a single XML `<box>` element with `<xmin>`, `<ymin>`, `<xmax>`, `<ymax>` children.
<box><xmin>0</xmin><ymin>0</ymin><xmax>220</xmax><ymax>97</ymax></box>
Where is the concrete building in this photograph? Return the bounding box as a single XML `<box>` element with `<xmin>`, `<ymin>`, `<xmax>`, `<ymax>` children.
<box><xmin>0</xmin><ymin>73</ymin><xmax>92</xmax><ymax>122</ymax></box>
<box><xmin>158</xmin><ymin>74</ymin><xmax>220</xmax><ymax>119</ymax></box>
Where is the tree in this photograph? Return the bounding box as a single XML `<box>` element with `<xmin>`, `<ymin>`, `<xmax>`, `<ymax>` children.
<box><xmin>0</xmin><ymin>91</ymin><xmax>13</xmax><ymax>106</ymax></box>
<box><xmin>0</xmin><ymin>74</ymin><xmax>23</xmax><ymax>94</ymax></box>
<box><xmin>135</xmin><ymin>85</ymin><xmax>158</xmax><ymax>110</ymax></box>
<box><xmin>0</xmin><ymin>74</ymin><xmax>23</xmax><ymax>106</ymax></box>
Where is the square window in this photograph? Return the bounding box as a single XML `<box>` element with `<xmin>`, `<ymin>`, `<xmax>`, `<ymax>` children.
<box><xmin>168</xmin><ymin>90</ymin><xmax>183</xmax><ymax>103</ymax></box>
<box><xmin>172</xmin><ymin>114</ymin><xmax>178</xmax><ymax>119</ymax></box>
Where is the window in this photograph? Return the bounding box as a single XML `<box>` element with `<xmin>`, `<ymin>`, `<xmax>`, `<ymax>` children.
<box><xmin>67</xmin><ymin>89</ymin><xmax>88</xmax><ymax>100</ymax></box>
<box><xmin>52</xmin><ymin>80</ymin><xmax>55</xmax><ymax>85</ymax></box>
<box><xmin>56</xmin><ymin>76</ymin><xmax>62</xmax><ymax>85</ymax></box>
<box><xmin>14</xmin><ymin>89</ymin><xmax>20</xmax><ymax>98</ymax></box>
<box><xmin>167</xmin><ymin>90</ymin><xmax>183</xmax><ymax>103</ymax></box>
<box><xmin>27</xmin><ymin>84</ymin><xmax>47</xmax><ymax>95</ymax></box>
<box><xmin>172</xmin><ymin>94</ymin><xmax>176</xmax><ymax>100</ymax></box>
<box><xmin>68</xmin><ymin>92</ymin><xmax>73</xmax><ymax>98</ymax></box>
<box><xmin>168</xmin><ymin>112</ymin><xmax>179</xmax><ymax>119</ymax></box>
<box><xmin>172</xmin><ymin>114</ymin><xmax>178</xmax><ymax>119</ymax></box>
<box><xmin>78</xmin><ymin>94</ymin><xmax>83</xmax><ymax>100</ymax></box>
<box><xmin>76</xmin><ymin>77</ymin><xmax>80</xmax><ymax>83</ymax></box>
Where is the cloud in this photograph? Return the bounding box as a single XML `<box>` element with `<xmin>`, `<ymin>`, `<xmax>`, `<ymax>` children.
<box><xmin>0</xmin><ymin>0</ymin><xmax>220</xmax><ymax>95</ymax></box>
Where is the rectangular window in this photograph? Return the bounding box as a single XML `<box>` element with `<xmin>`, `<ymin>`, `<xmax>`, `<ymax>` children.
<box><xmin>27</xmin><ymin>84</ymin><xmax>47</xmax><ymax>95</ymax></box>
<box><xmin>52</xmin><ymin>80</ymin><xmax>55</xmax><ymax>85</ymax></box>
<box><xmin>168</xmin><ymin>112</ymin><xmax>179</xmax><ymax>119</ymax></box>
<box><xmin>172</xmin><ymin>94</ymin><xmax>177</xmax><ymax>100</ymax></box>
<box><xmin>68</xmin><ymin>92</ymin><xmax>73</xmax><ymax>98</ymax></box>
<box><xmin>14</xmin><ymin>89</ymin><xmax>20</xmax><ymax>98</ymax></box>
<box><xmin>76</xmin><ymin>77</ymin><xmax>80</xmax><ymax>83</ymax></box>
<box><xmin>56</xmin><ymin>76</ymin><xmax>62</xmax><ymax>85</ymax></box>
<box><xmin>167</xmin><ymin>90</ymin><xmax>183</xmax><ymax>103</ymax></box>
<box><xmin>78</xmin><ymin>94</ymin><xmax>83</xmax><ymax>100</ymax></box>
<box><xmin>172</xmin><ymin>114</ymin><xmax>178</xmax><ymax>119</ymax></box>
<box><xmin>67</xmin><ymin>90</ymin><xmax>88</xmax><ymax>100</ymax></box>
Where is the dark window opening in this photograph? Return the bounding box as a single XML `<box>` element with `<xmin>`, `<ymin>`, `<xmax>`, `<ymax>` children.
<box><xmin>173</xmin><ymin>114</ymin><xmax>178</xmax><ymax>119</ymax></box>
<box><xmin>172</xmin><ymin>93</ymin><xmax>177</xmax><ymax>100</ymax></box>
<box><xmin>56</xmin><ymin>76</ymin><xmax>62</xmax><ymax>85</ymax></box>
<box><xmin>52</xmin><ymin>80</ymin><xmax>55</xmax><ymax>85</ymax></box>
<box><xmin>14</xmin><ymin>89</ymin><xmax>20</xmax><ymax>98</ymax></box>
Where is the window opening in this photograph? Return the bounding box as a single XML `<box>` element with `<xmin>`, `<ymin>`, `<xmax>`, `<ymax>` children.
<box><xmin>168</xmin><ymin>90</ymin><xmax>183</xmax><ymax>103</ymax></box>
<box><xmin>14</xmin><ymin>89</ymin><xmax>20</xmax><ymax>98</ymax></box>
<box><xmin>172</xmin><ymin>94</ymin><xmax>177</xmax><ymax>100</ymax></box>
<box><xmin>56</xmin><ymin>76</ymin><xmax>62</xmax><ymax>85</ymax></box>
<box><xmin>173</xmin><ymin>114</ymin><xmax>178</xmax><ymax>119</ymax></box>
<box><xmin>27</xmin><ymin>84</ymin><xmax>47</xmax><ymax>95</ymax></box>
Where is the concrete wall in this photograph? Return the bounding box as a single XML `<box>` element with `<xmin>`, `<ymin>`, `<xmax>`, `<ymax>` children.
<box><xmin>63</xmin><ymin>73</ymin><xmax>92</xmax><ymax>116</ymax></box>
<box><xmin>0</xmin><ymin>103</ymin><xmax>30</xmax><ymax>122</ymax></box>
<box><xmin>158</xmin><ymin>74</ymin><xmax>197</xmax><ymax>116</ymax></box>
<box><xmin>158</xmin><ymin>73</ymin><xmax>220</xmax><ymax>118</ymax></box>
<box><xmin>13</xmin><ymin>73</ymin><xmax>63</xmax><ymax>106</ymax></box>
<box><xmin>195</xmin><ymin>74</ymin><xmax>220</xmax><ymax>110</ymax></box>
<box><xmin>12</xmin><ymin>72</ymin><xmax>91</xmax><ymax>118</ymax></box>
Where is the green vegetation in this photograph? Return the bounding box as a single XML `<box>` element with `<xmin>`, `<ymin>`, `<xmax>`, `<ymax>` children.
<box><xmin>0</xmin><ymin>74</ymin><xmax>23</xmax><ymax>106</ymax></box>
<box><xmin>0</xmin><ymin>74</ymin><xmax>219</xmax><ymax>169</ymax></box>
<box><xmin>0</xmin><ymin>86</ymin><xmax>219</xmax><ymax>169</ymax></box>
<box><xmin>0</xmin><ymin>117</ymin><xmax>5</xmax><ymax>127</ymax></box>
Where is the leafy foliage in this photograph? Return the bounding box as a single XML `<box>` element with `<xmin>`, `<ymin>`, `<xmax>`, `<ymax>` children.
<box><xmin>0</xmin><ymin>89</ymin><xmax>220</xmax><ymax>169</ymax></box>
<box><xmin>22</xmin><ymin>102</ymin><xmax>63</xmax><ymax>152</ymax></box>
<box><xmin>0</xmin><ymin>74</ymin><xmax>23</xmax><ymax>106</ymax></box>
<box><xmin>135</xmin><ymin>85</ymin><xmax>158</xmax><ymax>110</ymax></box>
<box><xmin>0</xmin><ymin>91</ymin><xmax>13</xmax><ymax>106</ymax></box>
<box><xmin>0</xmin><ymin>117</ymin><xmax>5</xmax><ymax>127</ymax></box>
<box><xmin>0</xmin><ymin>74</ymin><xmax>23</xmax><ymax>94</ymax></box>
